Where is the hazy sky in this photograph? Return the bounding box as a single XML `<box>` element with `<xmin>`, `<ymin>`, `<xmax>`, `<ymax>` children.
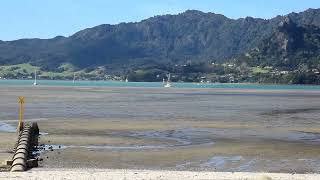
<box><xmin>1</xmin><ymin>0</ymin><xmax>320</xmax><ymax>40</ymax></box>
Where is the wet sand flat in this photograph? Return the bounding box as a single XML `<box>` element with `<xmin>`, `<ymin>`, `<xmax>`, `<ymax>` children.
<box><xmin>1</xmin><ymin>86</ymin><xmax>320</xmax><ymax>172</ymax></box>
<box><xmin>0</xmin><ymin>132</ymin><xmax>15</xmax><ymax>169</ymax></box>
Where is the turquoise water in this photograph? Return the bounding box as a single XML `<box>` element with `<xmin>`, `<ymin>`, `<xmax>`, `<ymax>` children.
<box><xmin>0</xmin><ymin>79</ymin><xmax>320</xmax><ymax>90</ymax></box>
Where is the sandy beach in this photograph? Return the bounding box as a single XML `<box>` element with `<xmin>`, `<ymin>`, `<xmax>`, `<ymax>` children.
<box><xmin>0</xmin><ymin>169</ymin><xmax>319</xmax><ymax>180</ymax></box>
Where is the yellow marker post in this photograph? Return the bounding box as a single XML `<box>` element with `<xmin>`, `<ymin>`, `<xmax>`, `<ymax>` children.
<box><xmin>18</xmin><ymin>96</ymin><xmax>24</xmax><ymax>132</ymax></box>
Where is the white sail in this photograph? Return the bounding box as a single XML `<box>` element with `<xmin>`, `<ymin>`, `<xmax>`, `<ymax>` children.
<box><xmin>164</xmin><ymin>73</ymin><xmax>171</xmax><ymax>88</ymax></box>
<box><xmin>73</xmin><ymin>73</ymin><xmax>76</xmax><ymax>84</ymax></box>
<box><xmin>33</xmin><ymin>70</ymin><xmax>38</xmax><ymax>86</ymax></box>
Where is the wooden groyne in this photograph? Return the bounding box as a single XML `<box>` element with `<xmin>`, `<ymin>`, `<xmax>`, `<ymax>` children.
<box><xmin>10</xmin><ymin>122</ymin><xmax>39</xmax><ymax>172</ymax></box>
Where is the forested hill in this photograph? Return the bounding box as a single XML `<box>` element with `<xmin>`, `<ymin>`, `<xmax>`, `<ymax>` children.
<box><xmin>240</xmin><ymin>17</ymin><xmax>320</xmax><ymax>69</ymax></box>
<box><xmin>1</xmin><ymin>8</ymin><xmax>320</xmax><ymax>83</ymax></box>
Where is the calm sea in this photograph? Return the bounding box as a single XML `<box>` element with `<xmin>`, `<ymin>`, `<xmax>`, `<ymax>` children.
<box><xmin>0</xmin><ymin>79</ymin><xmax>320</xmax><ymax>90</ymax></box>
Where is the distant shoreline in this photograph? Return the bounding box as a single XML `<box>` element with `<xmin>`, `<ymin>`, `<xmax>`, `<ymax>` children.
<box><xmin>1</xmin><ymin>78</ymin><xmax>320</xmax><ymax>86</ymax></box>
<box><xmin>0</xmin><ymin>79</ymin><xmax>320</xmax><ymax>91</ymax></box>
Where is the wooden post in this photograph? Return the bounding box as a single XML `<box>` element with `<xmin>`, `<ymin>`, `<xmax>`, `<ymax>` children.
<box><xmin>18</xmin><ymin>96</ymin><xmax>24</xmax><ymax>132</ymax></box>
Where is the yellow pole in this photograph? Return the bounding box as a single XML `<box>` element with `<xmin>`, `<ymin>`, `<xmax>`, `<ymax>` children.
<box><xmin>18</xmin><ymin>96</ymin><xmax>24</xmax><ymax>132</ymax></box>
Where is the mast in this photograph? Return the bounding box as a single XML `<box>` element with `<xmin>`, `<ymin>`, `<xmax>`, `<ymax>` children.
<box><xmin>73</xmin><ymin>73</ymin><xmax>76</xmax><ymax>84</ymax></box>
<box><xmin>164</xmin><ymin>73</ymin><xmax>172</xmax><ymax>87</ymax></box>
<box><xmin>33</xmin><ymin>70</ymin><xmax>38</xmax><ymax>85</ymax></box>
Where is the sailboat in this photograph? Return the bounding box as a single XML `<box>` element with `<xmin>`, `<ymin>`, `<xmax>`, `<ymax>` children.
<box><xmin>164</xmin><ymin>73</ymin><xmax>172</xmax><ymax>88</ymax></box>
<box><xmin>73</xmin><ymin>73</ymin><xmax>76</xmax><ymax>84</ymax></box>
<box><xmin>33</xmin><ymin>70</ymin><xmax>38</xmax><ymax>86</ymax></box>
<box><xmin>125</xmin><ymin>76</ymin><xmax>129</xmax><ymax>83</ymax></box>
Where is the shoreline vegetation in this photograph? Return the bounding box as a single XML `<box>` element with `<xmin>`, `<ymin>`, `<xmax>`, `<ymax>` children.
<box><xmin>1</xmin><ymin>80</ymin><xmax>320</xmax><ymax>87</ymax></box>
<box><xmin>1</xmin><ymin>63</ymin><xmax>320</xmax><ymax>85</ymax></box>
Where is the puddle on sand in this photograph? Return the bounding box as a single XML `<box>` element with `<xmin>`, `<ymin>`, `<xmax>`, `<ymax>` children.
<box><xmin>200</xmin><ymin>156</ymin><xmax>246</xmax><ymax>170</ymax></box>
<box><xmin>33</xmin><ymin>144</ymin><xmax>68</xmax><ymax>155</ymax></box>
<box><xmin>38</xmin><ymin>129</ymin><xmax>216</xmax><ymax>153</ymax></box>
<box><xmin>193</xmin><ymin>155</ymin><xmax>320</xmax><ymax>172</ymax></box>
<box><xmin>39</xmin><ymin>132</ymin><xmax>49</xmax><ymax>135</ymax></box>
<box><xmin>288</xmin><ymin>131</ymin><xmax>320</xmax><ymax>143</ymax></box>
<box><xmin>112</xmin><ymin>129</ymin><xmax>216</xmax><ymax>148</ymax></box>
<box><xmin>0</xmin><ymin>122</ymin><xmax>16</xmax><ymax>132</ymax></box>
<box><xmin>175</xmin><ymin>155</ymin><xmax>251</xmax><ymax>171</ymax></box>
<box><xmin>37</xmin><ymin>141</ymin><xmax>215</xmax><ymax>152</ymax></box>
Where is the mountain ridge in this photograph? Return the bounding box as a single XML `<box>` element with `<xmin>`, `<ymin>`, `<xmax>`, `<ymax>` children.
<box><xmin>1</xmin><ymin>8</ymin><xmax>320</xmax><ymax>83</ymax></box>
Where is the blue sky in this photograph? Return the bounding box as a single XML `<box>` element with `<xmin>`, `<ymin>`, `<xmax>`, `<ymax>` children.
<box><xmin>1</xmin><ymin>0</ymin><xmax>320</xmax><ymax>40</ymax></box>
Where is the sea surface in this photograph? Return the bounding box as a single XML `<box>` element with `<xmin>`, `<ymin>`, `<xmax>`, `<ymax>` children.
<box><xmin>1</xmin><ymin>79</ymin><xmax>320</xmax><ymax>90</ymax></box>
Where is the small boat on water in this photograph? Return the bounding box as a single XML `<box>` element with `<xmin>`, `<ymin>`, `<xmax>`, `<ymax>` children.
<box><xmin>73</xmin><ymin>73</ymin><xmax>76</xmax><ymax>84</ymax></box>
<box><xmin>125</xmin><ymin>77</ymin><xmax>129</xmax><ymax>83</ymax></box>
<box><xmin>33</xmin><ymin>70</ymin><xmax>38</xmax><ymax>86</ymax></box>
<box><xmin>164</xmin><ymin>73</ymin><xmax>172</xmax><ymax>88</ymax></box>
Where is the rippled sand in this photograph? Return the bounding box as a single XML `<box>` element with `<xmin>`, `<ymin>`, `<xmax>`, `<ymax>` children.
<box><xmin>1</xmin><ymin>86</ymin><xmax>320</xmax><ymax>172</ymax></box>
